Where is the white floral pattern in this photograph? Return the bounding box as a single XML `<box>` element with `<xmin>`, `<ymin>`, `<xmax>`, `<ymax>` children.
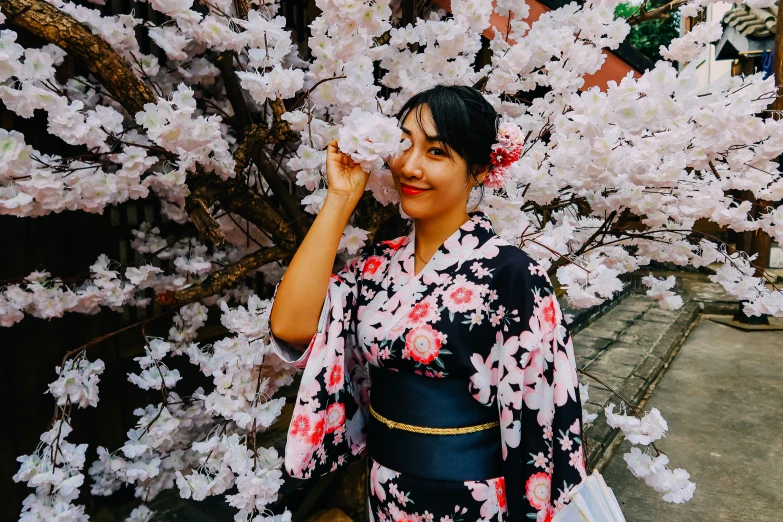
<box><xmin>268</xmin><ymin>211</ymin><xmax>585</xmax><ymax>521</ymax></box>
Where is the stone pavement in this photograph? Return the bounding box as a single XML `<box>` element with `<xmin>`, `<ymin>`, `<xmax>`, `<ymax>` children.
<box><xmin>572</xmin><ymin>269</ymin><xmax>749</xmax><ymax>469</ymax></box>
<box><xmin>600</xmin><ymin>318</ymin><xmax>783</xmax><ymax>522</ymax></box>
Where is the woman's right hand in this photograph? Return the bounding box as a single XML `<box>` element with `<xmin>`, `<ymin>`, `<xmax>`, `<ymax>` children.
<box><xmin>325</xmin><ymin>138</ymin><xmax>370</xmax><ymax>200</ymax></box>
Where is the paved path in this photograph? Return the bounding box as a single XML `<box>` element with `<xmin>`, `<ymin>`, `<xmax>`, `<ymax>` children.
<box><xmin>601</xmin><ymin>318</ymin><xmax>783</xmax><ymax>522</ymax></box>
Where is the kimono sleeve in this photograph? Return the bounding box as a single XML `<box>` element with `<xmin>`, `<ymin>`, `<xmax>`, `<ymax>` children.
<box><xmin>494</xmin><ymin>257</ymin><xmax>587</xmax><ymax>521</ymax></box>
<box><xmin>267</xmin><ymin>277</ymin><xmax>332</xmax><ymax>369</ymax></box>
<box><xmin>266</xmin><ymin>248</ymin><xmax>371</xmax><ymax>480</ymax></box>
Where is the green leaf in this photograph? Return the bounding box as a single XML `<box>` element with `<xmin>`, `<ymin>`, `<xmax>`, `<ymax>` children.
<box><xmin>614</xmin><ymin>0</ymin><xmax>680</xmax><ymax>62</ymax></box>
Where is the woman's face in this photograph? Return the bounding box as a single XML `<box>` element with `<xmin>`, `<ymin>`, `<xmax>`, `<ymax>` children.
<box><xmin>388</xmin><ymin>104</ymin><xmax>482</xmax><ymax>221</ymax></box>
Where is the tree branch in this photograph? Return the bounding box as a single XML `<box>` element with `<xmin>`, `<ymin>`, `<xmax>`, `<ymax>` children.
<box><xmin>185</xmin><ymin>194</ymin><xmax>228</xmax><ymax>247</ymax></box>
<box><xmin>159</xmin><ymin>198</ymin><xmax>398</xmax><ymax>307</ymax></box>
<box><xmin>156</xmin><ymin>246</ymin><xmax>290</xmax><ymax>307</ymax></box>
<box><xmin>216</xmin><ymin>51</ymin><xmax>252</xmax><ymax>133</ymax></box>
<box><xmin>253</xmin><ymin>145</ymin><xmax>311</xmax><ymax>240</ymax></box>
<box><xmin>0</xmin><ymin>0</ymin><xmax>156</xmax><ymax>114</ymax></box>
<box><xmin>546</xmin><ymin>210</ymin><xmax>617</xmax><ymax>277</ymax></box>
<box><xmin>626</xmin><ymin>0</ymin><xmax>688</xmax><ymax>26</ymax></box>
<box><xmin>187</xmin><ymin>169</ymin><xmax>298</xmax><ymax>250</ymax></box>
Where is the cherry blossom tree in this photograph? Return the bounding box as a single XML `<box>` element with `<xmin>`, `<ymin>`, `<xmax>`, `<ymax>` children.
<box><xmin>2</xmin><ymin>0</ymin><xmax>782</xmax><ymax>519</ymax></box>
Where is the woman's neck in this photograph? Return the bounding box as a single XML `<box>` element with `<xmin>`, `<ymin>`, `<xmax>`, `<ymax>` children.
<box><xmin>413</xmin><ymin>208</ymin><xmax>470</xmax><ymax>262</ymax></box>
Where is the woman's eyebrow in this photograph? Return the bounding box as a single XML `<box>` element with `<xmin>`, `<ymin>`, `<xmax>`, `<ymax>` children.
<box><xmin>400</xmin><ymin>126</ymin><xmax>442</xmax><ymax>142</ymax></box>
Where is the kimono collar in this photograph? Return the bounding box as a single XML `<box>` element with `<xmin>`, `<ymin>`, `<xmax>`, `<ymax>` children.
<box><xmin>399</xmin><ymin>210</ymin><xmax>497</xmax><ymax>281</ymax></box>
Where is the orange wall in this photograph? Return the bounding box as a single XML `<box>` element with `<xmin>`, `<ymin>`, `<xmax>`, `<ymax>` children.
<box><xmin>431</xmin><ymin>0</ymin><xmax>642</xmax><ymax>91</ymax></box>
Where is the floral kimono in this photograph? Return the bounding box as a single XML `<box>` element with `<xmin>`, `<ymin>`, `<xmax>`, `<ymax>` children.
<box><xmin>267</xmin><ymin>211</ymin><xmax>586</xmax><ymax>522</ymax></box>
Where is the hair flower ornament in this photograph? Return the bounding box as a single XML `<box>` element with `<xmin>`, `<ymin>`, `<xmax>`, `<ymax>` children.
<box><xmin>485</xmin><ymin>121</ymin><xmax>524</xmax><ymax>189</ymax></box>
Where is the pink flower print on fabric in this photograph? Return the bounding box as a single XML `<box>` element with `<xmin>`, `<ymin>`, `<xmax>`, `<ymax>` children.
<box><xmin>570</xmin><ymin>446</ymin><xmax>586</xmax><ymax>478</ymax></box>
<box><xmin>406</xmin><ymin>295</ymin><xmax>440</xmax><ymax>327</ymax></box>
<box><xmin>381</xmin><ymin>236</ymin><xmax>408</xmax><ymax>252</ymax></box>
<box><xmin>325</xmin><ymin>360</ymin><xmax>344</xmax><ymax>395</ymax></box>
<box><xmin>499</xmin><ymin>407</ymin><xmax>521</xmax><ymax>459</ymax></box>
<box><xmin>525</xmin><ymin>471</ymin><xmax>552</xmax><ymax>511</ymax></box>
<box><xmin>309</xmin><ymin>415</ymin><xmax>326</xmax><ymax>446</ymax></box>
<box><xmin>442</xmin><ymin>275</ymin><xmax>487</xmax><ymax>314</ymax></box>
<box><xmin>403</xmin><ymin>324</ymin><xmax>444</xmax><ymax>365</ymax></box>
<box><xmin>469</xmin><ymin>351</ymin><xmax>496</xmax><ymax>404</ymax></box>
<box><xmin>287</xmin><ymin>409</ymin><xmax>329</xmax><ymax>476</ymax></box>
<box><xmin>386</xmin><ymin>317</ymin><xmax>409</xmax><ymax>341</ymax></box>
<box><xmin>370</xmin><ymin>458</ymin><xmax>400</xmax><ymax>502</ymax></box>
<box><xmin>553</xmin><ymin>349</ymin><xmax>577</xmax><ymax>406</ymax></box>
<box><xmin>537</xmin><ymin>294</ymin><xmax>560</xmax><ymax>335</ymax></box>
<box><xmin>525</xmin><ymin>372</ymin><xmax>556</xmax><ymax>427</ymax></box>
<box><xmin>362</xmin><ymin>255</ymin><xmax>387</xmax><ymax>283</ymax></box>
<box><xmin>520</xmin><ymin>305</ymin><xmax>554</xmax><ymax>381</ymax></box>
<box><xmin>325</xmin><ymin>403</ymin><xmax>345</xmax><ymax>434</ymax></box>
<box><xmin>466</xmin><ymin>476</ymin><xmax>508</xmax><ymax>520</ymax></box>
<box><xmin>496</xmin><ymin>333</ymin><xmax>524</xmax><ymax>410</ymax></box>
<box><xmin>290</xmin><ymin>412</ymin><xmax>312</xmax><ymax>440</ymax></box>
<box><xmin>442</xmin><ymin>230</ymin><xmax>480</xmax><ymax>268</ymax></box>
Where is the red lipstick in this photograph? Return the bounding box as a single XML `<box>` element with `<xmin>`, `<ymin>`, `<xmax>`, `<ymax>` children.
<box><xmin>400</xmin><ymin>182</ymin><xmax>430</xmax><ymax>196</ymax></box>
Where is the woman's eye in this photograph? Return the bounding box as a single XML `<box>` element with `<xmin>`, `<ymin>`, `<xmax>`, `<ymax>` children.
<box><xmin>430</xmin><ymin>148</ymin><xmax>444</xmax><ymax>156</ymax></box>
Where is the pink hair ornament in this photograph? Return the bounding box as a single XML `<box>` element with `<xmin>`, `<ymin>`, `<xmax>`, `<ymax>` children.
<box><xmin>484</xmin><ymin>121</ymin><xmax>524</xmax><ymax>190</ymax></box>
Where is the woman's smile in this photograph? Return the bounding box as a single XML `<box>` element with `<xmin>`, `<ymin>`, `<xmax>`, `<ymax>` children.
<box><xmin>400</xmin><ymin>182</ymin><xmax>431</xmax><ymax>196</ymax></box>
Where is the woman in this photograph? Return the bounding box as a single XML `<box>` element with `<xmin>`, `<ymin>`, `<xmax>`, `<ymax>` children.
<box><xmin>268</xmin><ymin>85</ymin><xmax>586</xmax><ymax>522</ymax></box>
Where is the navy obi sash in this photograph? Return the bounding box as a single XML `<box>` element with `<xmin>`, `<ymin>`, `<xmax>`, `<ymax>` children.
<box><xmin>367</xmin><ymin>365</ymin><xmax>503</xmax><ymax>481</ymax></box>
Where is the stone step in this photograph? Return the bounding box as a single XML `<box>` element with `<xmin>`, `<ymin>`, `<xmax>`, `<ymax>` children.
<box><xmin>574</xmin><ymin>294</ymin><xmax>701</xmax><ymax>470</ymax></box>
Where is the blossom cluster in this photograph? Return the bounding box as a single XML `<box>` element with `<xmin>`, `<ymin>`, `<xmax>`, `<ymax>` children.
<box><xmin>135</xmin><ymin>84</ymin><xmax>236</xmax><ymax>181</ymax></box>
<box><xmin>623</xmin><ymin>448</ymin><xmax>696</xmax><ymax>504</ymax></box>
<box><xmin>641</xmin><ymin>274</ymin><xmax>684</xmax><ymax>311</ymax></box>
<box><xmin>15</xmin><ymin>420</ymin><xmax>91</xmax><ymax>522</ymax></box>
<box><xmin>87</xmin><ymin>294</ymin><xmax>295</xmax><ymax>519</ymax></box>
<box><xmin>337</xmin><ymin>107</ymin><xmax>411</xmax><ymax>174</ymax></box>
<box><xmin>13</xmin><ymin>353</ymin><xmax>106</xmax><ymax>522</ymax></box>
<box><xmin>659</xmin><ymin>21</ymin><xmax>722</xmax><ymax>63</ymax></box>
<box><xmin>606</xmin><ymin>403</ymin><xmax>696</xmax><ymax>503</ymax></box>
<box><xmin>50</xmin><ymin>358</ymin><xmax>106</xmax><ymax>409</ymax></box>
<box><xmin>0</xmin><ymin>255</ymin><xmax>159</xmax><ymax>327</ymax></box>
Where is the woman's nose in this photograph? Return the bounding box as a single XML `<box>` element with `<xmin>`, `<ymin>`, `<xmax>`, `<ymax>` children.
<box><xmin>400</xmin><ymin>149</ymin><xmax>424</xmax><ymax>179</ymax></box>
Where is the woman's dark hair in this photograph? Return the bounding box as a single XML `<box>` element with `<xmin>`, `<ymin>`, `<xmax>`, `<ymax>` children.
<box><xmin>393</xmin><ymin>84</ymin><xmax>499</xmax><ymax>206</ymax></box>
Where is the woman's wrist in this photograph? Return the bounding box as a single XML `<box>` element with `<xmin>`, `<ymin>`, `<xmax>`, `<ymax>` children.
<box><xmin>324</xmin><ymin>190</ymin><xmax>363</xmax><ymax>220</ymax></box>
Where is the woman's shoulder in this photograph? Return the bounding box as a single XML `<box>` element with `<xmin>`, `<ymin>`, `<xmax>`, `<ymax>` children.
<box><xmin>488</xmin><ymin>234</ymin><xmax>545</xmax><ymax>271</ymax></box>
<box><xmin>486</xmin><ymin>234</ymin><xmax>553</xmax><ymax>289</ymax></box>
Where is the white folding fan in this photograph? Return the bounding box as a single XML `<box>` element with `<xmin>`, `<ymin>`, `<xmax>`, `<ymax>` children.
<box><xmin>551</xmin><ymin>471</ymin><xmax>626</xmax><ymax>522</ymax></box>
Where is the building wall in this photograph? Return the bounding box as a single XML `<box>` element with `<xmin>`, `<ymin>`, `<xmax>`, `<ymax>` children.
<box><xmin>690</xmin><ymin>2</ymin><xmax>738</xmax><ymax>90</ymax></box>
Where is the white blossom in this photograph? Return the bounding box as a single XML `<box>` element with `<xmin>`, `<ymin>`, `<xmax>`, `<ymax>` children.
<box><xmin>642</xmin><ymin>274</ymin><xmax>684</xmax><ymax>310</ymax></box>
<box><xmin>337</xmin><ymin>108</ymin><xmax>410</xmax><ymax>174</ymax></box>
<box><xmin>126</xmin><ymin>505</ymin><xmax>154</xmax><ymax>522</ymax></box>
<box><xmin>339</xmin><ymin>225</ymin><xmax>369</xmax><ymax>254</ymax></box>
<box><xmin>605</xmin><ymin>403</ymin><xmax>668</xmax><ymax>445</ymax></box>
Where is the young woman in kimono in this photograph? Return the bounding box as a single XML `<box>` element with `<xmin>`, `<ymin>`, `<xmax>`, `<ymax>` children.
<box><xmin>268</xmin><ymin>85</ymin><xmax>586</xmax><ymax>522</ymax></box>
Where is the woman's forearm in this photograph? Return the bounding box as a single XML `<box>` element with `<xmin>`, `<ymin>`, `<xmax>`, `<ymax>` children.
<box><xmin>269</xmin><ymin>192</ymin><xmax>360</xmax><ymax>347</ymax></box>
